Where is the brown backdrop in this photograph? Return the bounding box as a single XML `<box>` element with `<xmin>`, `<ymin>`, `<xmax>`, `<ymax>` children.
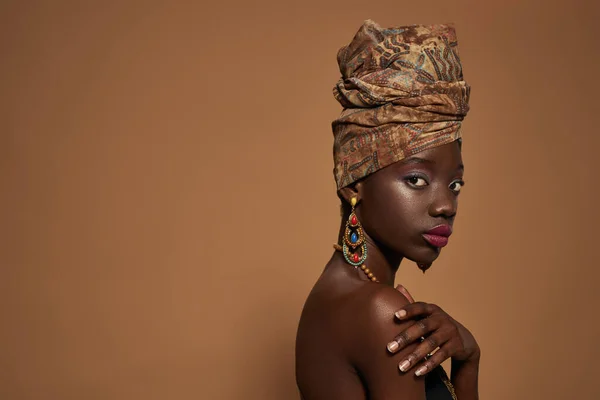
<box><xmin>2</xmin><ymin>1</ymin><xmax>599</xmax><ymax>399</ymax></box>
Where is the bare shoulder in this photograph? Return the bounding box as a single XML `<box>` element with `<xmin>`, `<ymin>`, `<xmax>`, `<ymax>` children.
<box><xmin>347</xmin><ymin>284</ymin><xmax>426</xmax><ymax>400</ymax></box>
<box><xmin>297</xmin><ymin>281</ymin><xmax>425</xmax><ymax>399</ymax></box>
<box><xmin>349</xmin><ymin>284</ymin><xmax>412</xmax><ymax>348</ymax></box>
<box><xmin>365</xmin><ymin>284</ymin><xmax>412</xmax><ymax>321</ymax></box>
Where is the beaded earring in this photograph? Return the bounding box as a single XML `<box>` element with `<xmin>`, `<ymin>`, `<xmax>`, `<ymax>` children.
<box><xmin>342</xmin><ymin>198</ymin><xmax>377</xmax><ymax>282</ymax></box>
<box><xmin>333</xmin><ymin>197</ymin><xmax>378</xmax><ymax>282</ymax></box>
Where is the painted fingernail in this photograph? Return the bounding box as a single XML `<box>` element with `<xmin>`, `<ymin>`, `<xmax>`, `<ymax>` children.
<box><xmin>395</xmin><ymin>310</ymin><xmax>407</xmax><ymax>319</ymax></box>
<box><xmin>399</xmin><ymin>360</ymin><xmax>410</xmax><ymax>372</ymax></box>
<box><xmin>415</xmin><ymin>366</ymin><xmax>428</xmax><ymax>376</ymax></box>
<box><xmin>387</xmin><ymin>341</ymin><xmax>399</xmax><ymax>353</ymax></box>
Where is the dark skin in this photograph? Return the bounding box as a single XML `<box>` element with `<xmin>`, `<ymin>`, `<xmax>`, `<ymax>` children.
<box><xmin>295</xmin><ymin>141</ymin><xmax>480</xmax><ymax>400</ymax></box>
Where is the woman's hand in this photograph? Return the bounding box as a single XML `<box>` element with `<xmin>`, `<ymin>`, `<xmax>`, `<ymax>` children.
<box><xmin>387</xmin><ymin>285</ymin><xmax>480</xmax><ymax>376</ymax></box>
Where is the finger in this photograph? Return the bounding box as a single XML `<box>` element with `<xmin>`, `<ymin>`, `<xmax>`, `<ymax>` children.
<box><xmin>387</xmin><ymin>317</ymin><xmax>441</xmax><ymax>354</ymax></box>
<box><xmin>397</xmin><ymin>332</ymin><xmax>450</xmax><ymax>373</ymax></box>
<box><xmin>413</xmin><ymin>338</ymin><xmax>461</xmax><ymax>376</ymax></box>
<box><xmin>395</xmin><ymin>301</ymin><xmax>439</xmax><ymax>320</ymax></box>
<box><xmin>395</xmin><ymin>284</ymin><xmax>415</xmax><ymax>304</ymax></box>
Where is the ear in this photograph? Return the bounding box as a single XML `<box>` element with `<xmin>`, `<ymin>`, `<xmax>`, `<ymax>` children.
<box><xmin>338</xmin><ymin>182</ymin><xmax>363</xmax><ymax>206</ymax></box>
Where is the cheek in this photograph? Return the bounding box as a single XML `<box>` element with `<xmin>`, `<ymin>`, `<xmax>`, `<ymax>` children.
<box><xmin>360</xmin><ymin>181</ymin><xmax>425</xmax><ymax>242</ymax></box>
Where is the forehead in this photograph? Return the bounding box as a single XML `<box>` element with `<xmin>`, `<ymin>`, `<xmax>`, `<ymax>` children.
<box><xmin>406</xmin><ymin>141</ymin><xmax>463</xmax><ymax>166</ymax></box>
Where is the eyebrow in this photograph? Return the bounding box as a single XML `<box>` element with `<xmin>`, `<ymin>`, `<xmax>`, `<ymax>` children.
<box><xmin>402</xmin><ymin>157</ymin><xmax>434</xmax><ymax>165</ymax></box>
<box><xmin>402</xmin><ymin>157</ymin><xmax>464</xmax><ymax>171</ymax></box>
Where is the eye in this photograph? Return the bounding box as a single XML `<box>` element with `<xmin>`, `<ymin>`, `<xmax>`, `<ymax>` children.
<box><xmin>449</xmin><ymin>180</ymin><xmax>465</xmax><ymax>193</ymax></box>
<box><xmin>405</xmin><ymin>175</ymin><xmax>429</xmax><ymax>188</ymax></box>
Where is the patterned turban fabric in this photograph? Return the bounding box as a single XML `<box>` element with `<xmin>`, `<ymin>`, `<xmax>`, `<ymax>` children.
<box><xmin>332</xmin><ymin>20</ymin><xmax>471</xmax><ymax>189</ymax></box>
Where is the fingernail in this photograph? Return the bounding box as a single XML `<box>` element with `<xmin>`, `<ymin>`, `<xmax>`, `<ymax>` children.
<box><xmin>387</xmin><ymin>341</ymin><xmax>399</xmax><ymax>353</ymax></box>
<box><xmin>395</xmin><ymin>310</ymin><xmax>407</xmax><ymax>319</ymax></box>
<box><xmin>399</xmin><ymin>360</ymin><xmax>410</xmax><ymax>372</ymax></box>
<box><xmin>415</xmin><ymin>366</ymin><xmax>428</xmax><ymax>376</ymax></box>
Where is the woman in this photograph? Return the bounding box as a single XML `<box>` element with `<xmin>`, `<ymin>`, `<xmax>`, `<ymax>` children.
<box><xmin>295</xmin><ymin>21</ymin><xmax>480</xmax><ymax>400</ymax></box>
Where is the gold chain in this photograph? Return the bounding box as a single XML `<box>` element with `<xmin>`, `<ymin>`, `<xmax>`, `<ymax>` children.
<box><xmin>436</xmin><ymin>367</ymin><xmax>458</xmax><ymax>400</ymax></box>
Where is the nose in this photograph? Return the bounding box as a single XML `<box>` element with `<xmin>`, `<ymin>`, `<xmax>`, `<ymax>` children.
<box><xmin>428</xmin><ymin>188</ymin><xmax>457</xmax><ymax>219</ymax></box>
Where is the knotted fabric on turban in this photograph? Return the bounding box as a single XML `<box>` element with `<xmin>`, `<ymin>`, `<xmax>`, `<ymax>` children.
<box><xmin>332</xmin><ymin>20</ymin><xmax>471</xmax><ymax>189</ymax></box>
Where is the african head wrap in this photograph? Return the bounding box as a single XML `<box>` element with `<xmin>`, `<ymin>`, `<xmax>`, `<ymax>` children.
<box><xmin>332</xmin><ymin>20</ymin><xmax>470</xmax><ymax>189</ymax></box>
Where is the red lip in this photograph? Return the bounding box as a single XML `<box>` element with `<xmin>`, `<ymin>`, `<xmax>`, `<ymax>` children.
<box><xmin>425</xmin><ymin>225</ymin><xmax>452</xmax><ymax>237</ymax></box>
<box><xmin>422</xmin><ymin>225</ymin><xmax>452</xmax><ymax>248</ymax></box>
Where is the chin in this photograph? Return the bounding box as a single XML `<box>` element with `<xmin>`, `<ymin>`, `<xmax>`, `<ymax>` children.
<box><xmin>408</xmin><ymin>245</ymin><xmax>441</xmax><ymax>265</ymax></box>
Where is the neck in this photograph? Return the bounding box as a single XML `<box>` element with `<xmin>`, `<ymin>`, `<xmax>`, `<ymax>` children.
<box><xmin>336</xmin><ymin>212</ymin><xmax>403</xmax><ymax>286</ymax></box>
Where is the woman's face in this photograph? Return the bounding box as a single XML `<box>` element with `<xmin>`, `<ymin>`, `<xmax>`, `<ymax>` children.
<box><xmin>354</xmin><ymin>141</ymin><xmax>464</xmax><ymax>265</ymax></box>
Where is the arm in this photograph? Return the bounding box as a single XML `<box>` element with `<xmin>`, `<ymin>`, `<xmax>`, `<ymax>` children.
<box><xmin>349</xmin><ymin>286</ymin><xmax>427</xmax><ymax>400</ymax></box>
<box><xmin>451</xmin><ymin>342</ymin><xmax>480</xmax><ymax>400</ymax></box>
<box><xmin>386</xmin><ymin>289</ymin><xmax>481</xmax><ymax>400</ymax></box>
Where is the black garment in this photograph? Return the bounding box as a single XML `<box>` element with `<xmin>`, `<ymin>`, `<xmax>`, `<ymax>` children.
<box><xmin>425</xmin><ymin>366</ymin><xmax>455</xmax><ymax>400</ymax></box>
